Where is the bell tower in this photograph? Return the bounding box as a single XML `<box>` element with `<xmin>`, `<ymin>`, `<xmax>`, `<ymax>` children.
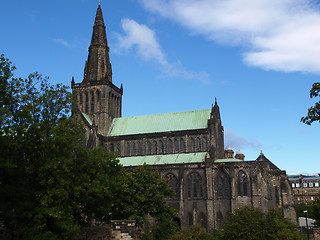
<box><xmin>72</xmin><ymin>4</ymin><xmax>123</xmax><ymax>136</ymax></box>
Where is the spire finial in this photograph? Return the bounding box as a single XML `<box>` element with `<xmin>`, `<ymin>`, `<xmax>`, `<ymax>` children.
<box><xmin>99</xmin><ymin>0</ymin><xmax>100</xmax><ymax>5</ymax></box>
<box><xmin>215</xmin><ymin>97</ymin><xmax>217</xmax><ymax>104</ymax></box>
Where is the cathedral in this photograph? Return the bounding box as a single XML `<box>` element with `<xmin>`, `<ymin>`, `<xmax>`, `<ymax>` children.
<box><xmin>71</xmin><ymin>4</ymin><xmax>296</xmax><ymax>232</ymax></box>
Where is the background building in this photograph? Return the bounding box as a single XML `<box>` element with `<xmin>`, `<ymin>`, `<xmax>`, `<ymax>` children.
<box><xmin>288</xmin><ymin>175</ymin><xmax>320</xmax><ymax>204</ymax></box>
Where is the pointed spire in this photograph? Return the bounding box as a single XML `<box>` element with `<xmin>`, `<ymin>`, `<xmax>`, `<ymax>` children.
<box><xmin>83</xmin><ymin>4</ymin><xmax>112</xmax><ymax>83</ymax></box>
<box><xmin>210</xmin><ymin>98</ymin><xmax>221</xmax><ymax>122</ymax></box>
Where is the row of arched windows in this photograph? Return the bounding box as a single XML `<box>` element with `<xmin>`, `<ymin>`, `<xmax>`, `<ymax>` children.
<box><xmin>79</xmin><ymin>90</ymin><xmax>101</xmax><ymax>114</ymax></box>
<box><xmin>109</xmin><ymin>136</ymin><xmax>209</xmax><ymax>157</ymax></box>
<box><xmin>78</xmin><ymin>90</ymin><xmax>121</xmax><ymax>117</ymax></box>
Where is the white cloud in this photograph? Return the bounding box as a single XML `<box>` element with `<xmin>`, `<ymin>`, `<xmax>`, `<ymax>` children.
<box><xmin>139</xmin><ymin>0</ymin><xmax>320</xmax><ymax>74</ymax></box>
<box><xmin>54</xmin><ymin>38</ymin><xmax>71</xmax><ymax>48</ymax></box>
<box><xmin>115</xmin><ymin>18</ymin><xmax>210</xmax><ymax>83</ymax></box>
<box><xmin>225</xmin><ymin>129</ymin><xmax>263</xmax><ymax>151</ymax></box>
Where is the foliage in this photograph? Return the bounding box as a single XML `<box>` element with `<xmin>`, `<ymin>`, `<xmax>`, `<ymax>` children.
<box><xmin>114</xmin><ymin>164</ymin><xmax>177</xmax><ymax>226</ymax></box>
<box><xmin>222</xmin><ymin>206</ymin><xmax>303</xmax><ymax>240</ymax></box>
<box><xmin>0</xmin><ymin>55</ymin><xmax>123</xmax><ymax>239</ymax></box>
<box><xmin>301</xmin><ymin>82</ymin><xmax>320</xmax><ymax>125</ymax></box>
<box><xmin>295</xmin><ymin>196</ymin><xmax>320</xmax><ymax>226</ymax></box>
<box><xmin>169</xmin><ymin>225</ymin><xmax>216</xmax><ymax>240</ymax></box>
<box><xmin>141</xmin><ymin>219</ymin><xmax>179</xmax><ymax>240</ymax></box>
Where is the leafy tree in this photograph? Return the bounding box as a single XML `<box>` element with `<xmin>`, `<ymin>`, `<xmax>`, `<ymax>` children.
<box><xmin>301</xmin><ymin>82</ymin><xmax>320</xmax><ymax>125</ymax></box>
<box><xmin>222</xmin><ymin>206</ymin><xmax>303</xmax><ymax>240</ymax></box>
<box><xmin>141</xmin><ymin>219</ymin><xmax>179</xmax><ymax>240</ymax></box>
<box><xmin>114</xmin><ymin>164</ymin><xmax>177</xmax><ymax>226</ymax></box>
<box><xmin>0</xmin><ymin>55</ymin><xmax>123</xmax><ymax>239</ymax></box>
<box><xmin>169</xmin><ymin>225</ymin><xmax>216</xmax><ymax>240</ymax></box>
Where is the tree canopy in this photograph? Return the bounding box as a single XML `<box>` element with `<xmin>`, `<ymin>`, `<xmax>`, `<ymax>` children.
<box><xmin>113</xmin><ymin>164</ymin><xmax>177</xmax><ymax>225</ymax></box>
<box><xmin>301</xmin><ymin>82</ymin><xmax>320</xmax><ymax>125</ymax></box>
<box><xmin>222</xmin><ymin>206</ymin><xmax>303</xmax><ymax>240</ymax></box>
<box><xmin>0</xmin><ymin>54</ymin><xmax>123</xmax><ymax>239</ymax></box>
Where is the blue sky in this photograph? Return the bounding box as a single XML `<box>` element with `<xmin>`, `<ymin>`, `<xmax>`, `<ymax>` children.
<box><xmin>1</xmin><ymin>0</ymin><xmax>320</xmax><ymax>175</ymax></box>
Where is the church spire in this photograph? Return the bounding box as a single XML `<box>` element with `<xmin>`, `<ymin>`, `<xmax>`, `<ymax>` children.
<box><xmin>83</xmin><ymin>4</ymin><xmax>112</xmax><ymax>83</ymax></box>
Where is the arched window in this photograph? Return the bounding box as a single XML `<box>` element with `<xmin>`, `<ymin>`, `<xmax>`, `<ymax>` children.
<box><xmin>218</xmin><ymin>171</ymin><xmax>230</xmax><ymax>197</ymax></box>
<box><xmin>174</xmin><ymin>139</ymin><xmax>179</xmax><ymax>152</ymax></box>
<box><xmin>203</xmin><ymin>137</ymin><xmax>207</xmax><ymax>151</ymax></box>
<box><xmin>187</xmin><ymin>173</ymin><xmax>203</xmax><ymax>198</ymax></box>
<box><xmin>159</xmin><ymin>140</ymin><xmax>164</xmax><ymax>154</ymax></box>
<box><xmin>153</xmin><ymin>141</ymin><xmax>157</xmax><ymax>154</ymax></box>
<box><xmin>164</xmin><ymin>173</ymin><xmax>179</xmax><ymax>198</ymax></box>
<box><xmin>132</xmin><ymin>142</ymin><xmax>136</xmax><ymax>155</ymax></box>
<box><xmin>237</xmin><ymin>171</ymin><xmax>248</xmax><ymax>196</ymax></box>
<box><xmin>196</xmin><ymin>137</ymin><xmax>201</xmax><ymax>151</ymax></box>
<box><xmin>168</xmin><ymin>139</ymin><xmax>173</xmax><ymax>153</ymax></box>
<box><xmin>91</xmin><ymin>91</ymin><xmax>94</xmax><ymax>113</ymax></box>
<box><xmin>126</xmin><ymin>142</ymin><xmax>130</xmax><ymax>156</ymax></box>
<box><xmin>97</xmin><ymin>90</ymin><xmax>100</xmax><ymax>103</ymax></box>
<box><xmin>147</xmin><ymin>141</ymin><xmax>151</xmax><ymax>155</ymax></box>
<box><xmin>79</xmin><ymin>92</ymin><xmax>83</xmax><ymax>104</ymax></box>
<box><xmin>191</xmin><ymin>138</ymin><xmax>195</xmax><ymax>152</ymax></box>
<box><xmin>180</xmin><ymin>138</ymin><xmax>185</xmax><ymax>152</ymax></box>
<box><xmin>116</xmin><ymin>143</ymin><xmax>121</xmax><ymax>156</ymax></box>
<box><xmin>110</xmin><ymin>143</ymin><xmax>114</xmax><ymax>153</ymax></box>
<box><xmin>85</xmin><ymin>92</ymin><xmax>89</xmax><ymax>112</ymax></box>
<box><xmin>137</xmin><ymin>142</ymin><xmax>142</xmax><ymax>155</ymax></box>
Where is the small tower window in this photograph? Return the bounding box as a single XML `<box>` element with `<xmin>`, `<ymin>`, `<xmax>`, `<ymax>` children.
<box><xmin>90</xmin><ymin>73</ymin><xmax>94</xmax><ymax>79</ymax></box>
<box><xmin>203</xmin><ymin>137</ymin><xmax>207</xmax><ymax>150</ymax></box>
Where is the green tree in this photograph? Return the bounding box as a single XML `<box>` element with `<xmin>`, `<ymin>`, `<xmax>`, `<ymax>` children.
<box><xmin>0</xmin><ymin>55</ymin><xmax>123</xmax><ymax>239</ymax></box>
<box><xmin>222</xmin><ymin>206</ymin><xmax>302</xmax><ymax>240</ymax></box>
<box><xmin>169</xmin><ymin>225</ymin><xmax>216</xmax><ymax>240</ymax></box>
<box><xmin>301</xmin><ymin>82</ymin><xmax>320</xmax><ymax>125</ymax></box>
<box><xmin>114</xmin><ymin>164</ymin><xmax>177</xmax><ymax>226</ymax></box>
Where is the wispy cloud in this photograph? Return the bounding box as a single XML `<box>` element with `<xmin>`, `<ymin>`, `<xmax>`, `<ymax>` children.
<box><xmin>54</xmin><ymin>38</ymin><xmax>71</xmax><ymax>48</ymax></box>
<box><xmin>225</xmin><ymin>129</ymin><xmax>263</xmax><ymax>151</ymax></box>
<box><xmin>139</xmin><ymin>0</ymin><xmax>320</xmax><ymax>74</ymax></box>
<box><xmin>114</xmin><ymin>18</ymin><xmax>210</xmax><ymax>83</ymax></box>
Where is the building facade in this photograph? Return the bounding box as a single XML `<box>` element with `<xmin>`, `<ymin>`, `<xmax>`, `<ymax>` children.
<box><xmin>71</xmin><ymin>4</ymin><xmax>296</xmax><ymax>232</ymax></box>
<box><xmin>288</xmin><ymin>175</ymin><xmax>320</xmax><ymax>204</ymax></box>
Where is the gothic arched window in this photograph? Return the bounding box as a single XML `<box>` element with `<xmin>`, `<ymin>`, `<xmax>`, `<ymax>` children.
<box><xmin>218</xmin><ymin>171</ymin><xmax>230</xmax><ymax>197</ymax></box>
<box><xmin>85</xmin><ymin>92</ymin><xmax>89</xmax><ymax>113</ymax></box>
<box><xmin>91</xmin><ymin>91</ymin><xmax>94</xmax><ymax>113</ymax></box>
<box><xmin>196</xmin><ymin>137</ymin><xmax>201</xmax><ymax>151</ymax></box>
<box><xmin>164</xmin><ymin>173</ymin><xmax>179</xmax><ymax>198</ymax></box>
<box><xmin>132</xmin><ymin>142</ymin><xmax>136</xmax><ymax>155</ymax></box>
<box><xmin>203</xmin><ymin>137</ymin><xmax>207</xmax><ymax>151</ymax></box>
<box><xmin>117</xmin><ymin>143</ymin><xmax>121</xmax><ymax>156</ymax></box>
<box><xmin>137</xmin><ymin>141</ymin><xmax>142</xmax><ymax>155</ymax></box>
<box><xmin>180</xmin><ymin>138</ymin><xmax>185</xmax><ymax>152</ymax></box>
<box><xmin>174</xmin><ymin>139</ymin><xmax>179</xmax><ymax>152</ymax></box>
<box><xmin>126</xmin><ymin>142</ymin><xmax>130</xmax><ymax>156</ymax></box>
<box><xmin>191</xmin><ymin>138</ymin><xmax>195</xmax><ymax>152</ymax></box>
<box><xmin>159</xmin><ymin>140</ymin><xmax>164</xmax><ymax>154</ymax></box>
<box><xmin>147</xmin><ymin>141</ymin><xmax>151</xmax><ymax>155</ymax></box>
<box><xmin>110</xmin><ymin>143</ymin><xmax>114</xmax><ymax>153</ymax></box>
<box><xmin>237</xmin><ymin>171</ymin><xmax>248</xmax><ymax>196</ymax></box>
<box><xmin>153</xmin><ymin>141</ymin><xmax>157</xmax><ymax>154</ymax></box>
<box><xmin>168</xmin><ymin>139</ymin><xmax>173</xmax><ymax>153</ymax></box>
<box><xmin>187</xmin><ymin>173</ymin><xmax>203</xmax><ymax>198</ymax></box>
<box><xmin>79</xmin><ymin>92</ymin><xmax>83</xmax><ymax>104</ymax></box>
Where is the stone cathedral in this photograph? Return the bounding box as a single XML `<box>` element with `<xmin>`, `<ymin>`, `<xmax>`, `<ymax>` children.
<box><xmin>71</xmin><ymin>4</ymin><xmax>296</xmax><ymax>232</ymax></box>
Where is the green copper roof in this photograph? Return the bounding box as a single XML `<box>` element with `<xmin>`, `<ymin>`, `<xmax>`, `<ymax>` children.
<box><xmin>108</xmin><ymin>109</ymin><xmax>211</xmax><ymax>136</ymax></box>
<box><xmin>118</xmin><ymin>152</ymin><xmax>207</xmax><ymax>167</ymax></box>
<box><xmin>81</xmin><ymin>112</ymin><xmax>93</xmax><ymax>126</ymax></box>
<box><xmin>215</xmin><ymin>158</ymin><xmax>244</xmax><ymax>163</ymax></box>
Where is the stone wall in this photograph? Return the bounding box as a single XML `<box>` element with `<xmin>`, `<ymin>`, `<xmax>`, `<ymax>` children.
<box><xmin>74</xmin><ymin>220</ymin><xmax>136</xmax><ymax>240</ymax></box>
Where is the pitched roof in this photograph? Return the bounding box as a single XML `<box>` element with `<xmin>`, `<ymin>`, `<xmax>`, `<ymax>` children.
<box><xmin>107</xmin><ymin>109</ymin><xmax>211</xmax><ymax>137</ymax></box>
<box><xmin>118</xmin><ymin>152</ymin><xmax>207</xmax><ymax>167</ymax></box>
